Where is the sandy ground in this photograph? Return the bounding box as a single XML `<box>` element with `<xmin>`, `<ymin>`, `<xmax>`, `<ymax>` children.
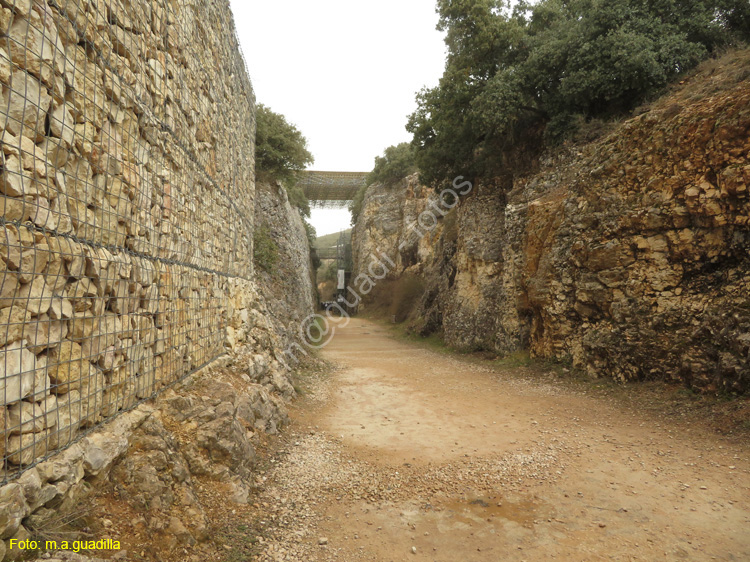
<box><xmin>251</xmin><ymin>318</ymin><xmax>750</xmax><ymax>562</ymax></box>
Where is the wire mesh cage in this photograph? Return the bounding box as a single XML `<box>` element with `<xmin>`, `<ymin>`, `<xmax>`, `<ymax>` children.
<box><xmin>0</xmin><ymin>0</ymin><xmax>256</xmax><ymax>483</ymax></box>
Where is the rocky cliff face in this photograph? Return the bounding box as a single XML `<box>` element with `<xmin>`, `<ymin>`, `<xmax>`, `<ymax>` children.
<box><xmin>253</xmin><ymin>182</ymin><xmax>316</xmax><ymax>348</ymax></box>
<box><xmin>351</xmin><ymin>176</ymin><xmax>437</xmax><ymax>282</ymax></box>
<box><xmin>352</xmin><ymin>51</ymin><xmax>750</xmax><ymax>393</ymax></box>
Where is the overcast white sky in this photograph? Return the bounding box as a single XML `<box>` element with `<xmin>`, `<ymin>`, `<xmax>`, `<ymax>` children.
<box><xmin>230</xmin><ymin>0</ymin><xmax>446</xmax><ymax>235</ymax></box>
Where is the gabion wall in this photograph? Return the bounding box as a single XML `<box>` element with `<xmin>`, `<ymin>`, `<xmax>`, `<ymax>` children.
<box><xmin>0</xmin><ymin>0</ymin><xmax>256</xmax><ymax>482</ymax></box>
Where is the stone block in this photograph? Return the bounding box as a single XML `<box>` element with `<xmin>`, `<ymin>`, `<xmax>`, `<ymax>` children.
<box><xmin>1</xmin><ymin>430</ymin><xmax>50</xmax><ymax>466</ymax></box>
<box><xmin>18</xmin><ymin>275</ymin><xmax>54</xmax><ymax>316</ymax></box>
<box><xmin>0</xmin><ymin>69</ymin><xmax>51</xmax><ymax>139</ymax></box>
<box><xmin>0</xmin><ymin>306</ymin><xmax>31</xmax><ymax>347</ymax></box>
<box><xmin>0</xmin><ymin>340</ymin><xmax>48</xmax><ymax>406</ymax></box>
<box><xmin>5</xmin><ymin>400</ymin><xmax>45</xmax><ymax>434</ymax></box>
<box><xmin>0</xmin><ymin>483</ymin><xmax>28</xmax><ymax>539</ymax></box>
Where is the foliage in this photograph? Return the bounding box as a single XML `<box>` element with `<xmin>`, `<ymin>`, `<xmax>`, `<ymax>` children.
<box><xmin>304</xmin><ymin>221</ymin><xmax>322</xmax><ymax>270</ymax></box>
<box><xmin>408</xmin><ymin>0</ymin><xmax>750</xmax><ymax>188</ymax></box>
<box><xmin>314</xmin><ymin>229</ymin><xmax>351</xmax><ymax>252</ymax></box>
<box><xmin>253</xmin><ymin>226</ymin><xmax>279</xmax><ymax>273</ymax></box>
<box><xmin>348</xmin><ymin>184</ymin><xmax>369</xmax><ymax>226</ymax></box>
<box><xmin>366</xmin><ymin>142</ymin><xmax>417</xmax><ymax>186</ymax></box>
<box><xmin>322</xmin><ymin>260</ymin><xmax>338</xmax><ymax>282</ymax></box>
<box><xmin>287</xmin><ymin>183</ymin><xmax>312</xmax><ymax>217</ymax></box>
<box><xmin>255</xmin><ymin>104</ymin><xmax>314</xmax><ymax>216</ymax></box>
<box><xmin>357</xmin><ymin>275</ymin><xmax>426</xmax><ymax>323</ymax></box>
<box><xmin>350</xmin><ymin>143</ymin><xmax>417</xmax><ymax>224</ymax></box>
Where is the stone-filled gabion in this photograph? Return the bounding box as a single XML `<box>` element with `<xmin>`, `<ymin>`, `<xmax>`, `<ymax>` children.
<box><xmin>0</xmin><ymin>0</ymin><xmax>257</xmax><ymax>481</ymax></box>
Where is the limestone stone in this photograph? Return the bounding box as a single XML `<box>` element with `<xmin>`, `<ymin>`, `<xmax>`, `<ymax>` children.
<box><xmin>12</xmin><ymin>243</ymin><xmax>50</xmax><ymax>283</ymax></box>
<box><xmin>0</xmin><ymin>271</ymin><xmax>19</xmax><ymax>310</ymax></box>
<box><xmin>26</xmin><ymin>314</ymin><xmax>67</xmax><ymax>353</ymax></box>
<box><xmin>0</xmin><ymin>340</ymin><xmax>48</xmax><ymax>406</ymax></box>
<box><xmin>7</xmin><ymin>15</ymin><xmax>54</xmax><ymax>85</ymax></box>
<box><xmin>0</xmin><ymin>7</ymin><xmax>12</xmax><ymax>38</ymax></box>
<box><xmin>63</xmin><ymin>155</ymin><xmax>97</xmax><ymax>207</ymax></box>
<box><xmin>47</xmin><ymin>340</ymin><xmax>90</xmax><ymax>394</ymax></box>
<box><xmin>0</xmin><ymin>0</ymin><xmax>301</xmax><ymax>490</ymax></box>
<box><xmin>5</xmin><ymin>400</ymin><xmax>45</xmax><ymax>434</ymax></box>
<box><xmin>77</xmin><ymin>367</ymin><xmax>105</xmax><ymax>427</ymax></box>
<box><xmin>14</xmin><ymin>467</ymin><xmax>41</xmax><ymax>508</ymax></box>
<box><xmin>1</xmin><ymin>0</ymin><xmax>30</xmax><ymax>18</ymax></box>
<box><xmin>0</xmin><ymin>193</ymin><xmax>26</xmax><ymax>222</ymax></box>
<box><xmin>81</xmin><ymin>313</ymin><xmax>123</xmax><ymax>361</ymax></box>
<box><xmin>85</xmin><ymin>247</ymin><xmax>113</xmax><ymax>282</ymax></box>
<box><xmin>50</xmin><ymin>296</ymin><xmax>74</xmax><ymax>320</ymax></box>
<box><xmin>1</xmin><ymin>430</ymin><xmax>49</xmax><ymax>466</ymax></box>
<box><xmin>65</xmin><ymin>245</ymin><xmax>87</xmax><ymax>280</ymax></box>
<box><xmin>17</xmin><ymin>275</ymin><xmax>54</xmax><ymax>316</ymax></box>
<box><xmin>68</xmin><ymin>309</ymin><xmax>97</xmax><ymax>342</ymax></box>
<box><xmin>0</xmin><ymin>154</ymin><xmax>38</xmax><ymax>197</ymax></box>
<box><xmin>351</xmin><ymin>60</ymin><xmax>750</xmax><ymax>393</ymax></box>
<box><xmin>66</xmin><ymin>278</ymin><xmax>99</xmax><ymax>312</ymax></box>
<box><xmin>47</xmin><ymin>390</ymin><xmax>81</xmax><ymax>448</ymax></box>
<box><xmin>29</xmin><ymin>196</ymin><xmax>58</xmax><ymax>230</ymax></box>
<box><xmin>4</xmin><ymin>524</ymin><xmax>31</xmax><ymax>560</ymax></box>
<box><xmin>49</xmin><ymin>102</ymin><xmax>75</xmax><ymax>148</ymax></box>
<box><xmin>1</xmin><ymin>69</ymin><xmax>51</xmax><ymax>139</ymax></box>
<box><xmin>37</xmin><ymin>394</ymin><xmax>57</xmax><ymax>429</ymax></box>
<box><xmin>0</xmin><ymin>306</ymin><xmax>31</xmax><ymax>347</ymax></box>
<box><xmin>38</xmin><ymin>137</ymin><xmax>70</xmax><ymax>169</ymax></box>
<box><xmin>0</xmin><ymin>483</ymin><xmax>28</xmax><ymax>539</ymax></box>
<box><xmin>64</xmin><ymin>45</ymin><xmax>106</xmax><ymax>128</ymax></box>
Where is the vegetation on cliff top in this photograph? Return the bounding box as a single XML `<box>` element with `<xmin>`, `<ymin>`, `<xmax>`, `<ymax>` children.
<box><xmin>350</xmin><ymin>143</ymin><xmax>417</xmax><ymax>224</ymax></box>
<box><xmin>408</xmin><ymin>0</ymin><xmax>750</xmax><ymax>188</ymax></box>
<box><xmin>254</xmin><ymin>104</ymin><xmax>319</xmax><ymax>267</ymax></box>
<box><xmin>255</xmin><ymin>104</ymin><xmax>315</xmax><ymax>217</ymax></box>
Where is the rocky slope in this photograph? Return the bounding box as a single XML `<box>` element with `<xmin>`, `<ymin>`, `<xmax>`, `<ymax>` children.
<box><xmin>352</xmin><ymin>50</ymin><xmax>750</xmax><ymax>393</ymax></box>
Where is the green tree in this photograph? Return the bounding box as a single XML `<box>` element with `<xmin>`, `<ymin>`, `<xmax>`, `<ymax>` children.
<box><xmin>350</xmin><ymin>143</ymin><xmax>417</xmax><ymax>224</ymax></box>
<box><xmin>367</xmin><ymin>142</ymin><xmax>417</xmax><ymax>186</ymax></box>
<box><xmin>408</xmin><ymin>0</ymin><xmax>749</xmax><ymax>189</ymax></box>
<box><xmin>255</xmin><ymin>104</ymin><xmax>314</xmax><ymax>216</ymax></box>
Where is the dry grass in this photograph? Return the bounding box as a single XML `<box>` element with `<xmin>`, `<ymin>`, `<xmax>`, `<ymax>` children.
<box><xmin>358</xmin><ymin>274</ymin><xmax>426</xmax><ymax>324</ymax></box>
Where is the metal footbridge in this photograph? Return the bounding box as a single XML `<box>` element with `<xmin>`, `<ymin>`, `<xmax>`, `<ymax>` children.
<box><xmin>297</xmin><ymin>171</ymin><xmax>368</xmax><ymax>208</ymax></box>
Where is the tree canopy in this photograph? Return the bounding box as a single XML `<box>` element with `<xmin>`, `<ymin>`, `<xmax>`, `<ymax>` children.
<box><xmin>350</xmin><ymin>143</ymin><xmax>418</xmax><ymax>224</ymax></box>
<box><xmin>408</xmin><ymin>0</ymin><xmax>750</xmax><ymax>188</ymax></box>
<box><xmin>255</xmin><ymin>104</ymin><xmax>314</xmax><ymax>216</ymax></box>
<box><xmin>367</xmin><ymin>142</ymin><xmax>417</xmax><ymax>186</ymax></box>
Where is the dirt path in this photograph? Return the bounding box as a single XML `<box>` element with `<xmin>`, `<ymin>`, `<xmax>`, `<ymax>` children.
<box><xmin>252</xmin><ymin>318</ymin><xmax>750</xmax><ymax>562</ymax></box>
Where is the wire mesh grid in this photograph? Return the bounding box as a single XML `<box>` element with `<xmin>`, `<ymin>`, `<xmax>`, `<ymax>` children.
<box><xmin>0</xmin><ymin>0</ymin><xmax>255</xmax><ymax>483</ymax></box>
<box><xmin>297</xmin><ymin>171</ymin><xmax>368</xmax><ymax>209</ymax></box>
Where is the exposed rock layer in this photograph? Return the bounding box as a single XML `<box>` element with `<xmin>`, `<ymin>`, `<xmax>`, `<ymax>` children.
<box><xmin>253</xmin><ymin>182</ymin><xmax>316</xmax><ymax>350</ymax></box>
<box><xmin>353</xmin><ymin>52</ymin><xmax>750</xmax><ymax>393</ymax></box>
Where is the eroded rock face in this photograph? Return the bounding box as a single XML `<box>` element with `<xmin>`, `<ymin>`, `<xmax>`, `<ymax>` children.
<box><xmin>517</xmin><ymin>79</ymin><xmax>750</xmax><ymax>393</ymax></box>
<box><xmin>352</xmin><ymin>53</ymin><xmax>750</xmax><ymax>393</ymax></box>
<box><xmin>351</xmin><ymin>176</ymin><xmax>437</xmax><ymax>285</ymax></box>
<box><xmin>252</xmin><ymin>182</ymin><xmax>316</xmax><ymax>351</ymax></box>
